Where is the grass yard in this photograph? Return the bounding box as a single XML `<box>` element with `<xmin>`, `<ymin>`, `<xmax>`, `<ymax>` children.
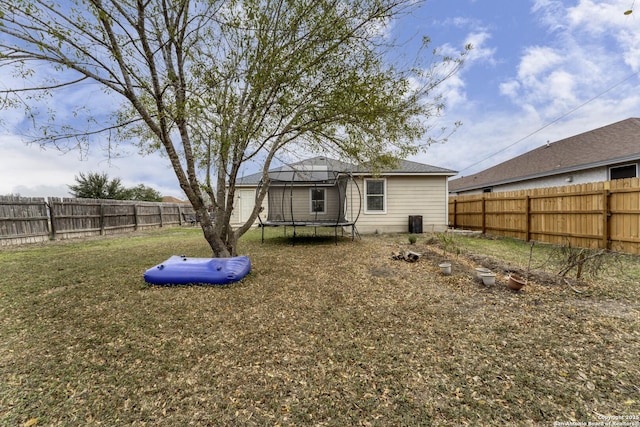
<box><xmin>1</xmin><ymin>227</ymin><xmax>639</xmax><ymax>426</ymax></box>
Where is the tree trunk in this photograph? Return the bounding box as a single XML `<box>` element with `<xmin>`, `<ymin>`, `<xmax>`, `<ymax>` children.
<box><xmin>198</xmin><ymin>206</ymin><xmax>231</xmax><ymax>258</ymax></box>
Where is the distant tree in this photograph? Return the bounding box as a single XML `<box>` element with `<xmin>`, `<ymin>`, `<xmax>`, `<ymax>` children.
<box><xmin>68</xmin><ymin>172</ymin><xmax>127</xmax><ymax>200</ymax></box>
<box><xmin>0</xmin><ymin>0</ymin><xmax>467</xmax><ymax>257</ymax></box>
<box><xmin>123</xmin><ymin>184</ymin><xmax>162</xmax><ymax>202</ymax></box>
<box><xmin>69</xmin><ymin>172</ymin><xmax>163</xmax><ymax>201</ymax></box>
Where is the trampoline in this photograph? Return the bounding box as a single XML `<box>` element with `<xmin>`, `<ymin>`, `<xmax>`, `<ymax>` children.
<box><xmin>256</xmin><ymin>158</ymin><xmax>362</xmax><ymax>244</ymax></box>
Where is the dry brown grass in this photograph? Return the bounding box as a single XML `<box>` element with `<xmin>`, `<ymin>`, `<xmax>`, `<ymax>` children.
<box><xmin>1</xmin><ymin>227</ymin><xmax>639</xmax><ymax>426</ymax></box>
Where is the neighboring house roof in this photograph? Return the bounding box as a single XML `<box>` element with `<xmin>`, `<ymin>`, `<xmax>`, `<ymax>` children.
<box><xmin>162</xmin><ymin>196</ymin><xmax>188</xmax><ymax>203</ymax></box>
<box><xmin>236</xmin><ymin>156</ymin><xmax>457</xmax><ymax>186</ymax></box>
<box><xmin>449</xmin><ymin>117</ymin><xmax>640</xmax><ymax>193</ymax></box>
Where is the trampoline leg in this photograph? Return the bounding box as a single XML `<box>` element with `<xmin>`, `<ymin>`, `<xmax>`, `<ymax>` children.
<box><xmin>351</xmin><ymin>224</ymin><xmax>360</xmax><ymax>241</ymax></box>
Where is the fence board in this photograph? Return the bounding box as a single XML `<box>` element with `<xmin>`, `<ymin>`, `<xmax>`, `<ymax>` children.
<box><xmin>0</xmin><ymin>196</ymin><xmax>50</xmax><ymax>245</ymax></box>
<box><xmin>0</xmin><ymin>196</ymin><xmax>196</xmax><ymax>245</ymax></box>
<box><xmin>449</xmin><ymin>178</ymin><xmax>640</xmax><ymax>255</ymax></box>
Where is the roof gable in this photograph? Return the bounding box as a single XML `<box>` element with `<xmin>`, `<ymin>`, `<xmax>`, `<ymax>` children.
<box><xmin>449</xmin><ymin>117</ymin><xmax>640</xmax><ymax>192</ymax></box>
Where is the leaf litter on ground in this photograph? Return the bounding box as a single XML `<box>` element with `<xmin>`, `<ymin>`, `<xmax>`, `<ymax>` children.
<box><xmin>0</xmin><ymin>227</ymin><xmax>638</xmax><ymax>426</ymax></box>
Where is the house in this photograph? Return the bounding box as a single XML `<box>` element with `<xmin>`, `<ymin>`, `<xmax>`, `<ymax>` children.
<box><xmin>232</xmin><ymin>156</ymin><xmax>457</xmax><ymax>234</ymax></box>
<box><xmin>449</xmin><ymin>117</ymin><xmax>640</xmax><ymax>195</ymax></box>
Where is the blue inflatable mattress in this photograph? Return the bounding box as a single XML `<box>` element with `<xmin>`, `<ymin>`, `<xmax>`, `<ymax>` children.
<box><xmin>144</xmin><ymin>255</ymin><xmax>251</xmax><ymax>285</ymax></box>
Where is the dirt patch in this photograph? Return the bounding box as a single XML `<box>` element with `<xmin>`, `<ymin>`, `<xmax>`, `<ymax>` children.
<box><xmin>572</xmin><ymin>299</ymin><xmax>640</xmax><ymax>320</ymax></box>
<box><xmin>368</xmin><ymin>267</ymin><xmax>397</xmax><ymax>278</ymax></box>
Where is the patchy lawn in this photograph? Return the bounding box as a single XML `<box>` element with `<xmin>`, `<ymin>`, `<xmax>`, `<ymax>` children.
<box><xmin>1</xmin><ymin>227</ymin><xmax>639</xmax><ymax>426</ymax></box>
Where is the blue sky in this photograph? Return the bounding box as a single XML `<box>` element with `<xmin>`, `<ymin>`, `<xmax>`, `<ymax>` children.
<box><xmin>2</xmin><ymin>0</ymin><xmax>640</xmax><ymax>198</ymax></box>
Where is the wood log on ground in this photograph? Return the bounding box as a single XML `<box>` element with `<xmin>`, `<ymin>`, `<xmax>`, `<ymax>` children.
<box><xmin>403</xmin><ymin>250</ymin><xmax>421</xmax><ymax>262</ymax></box>
<box><xmin>391</xmin><ymin>250</ymin><xmax>422</xmax><ymax>262</ymax></box>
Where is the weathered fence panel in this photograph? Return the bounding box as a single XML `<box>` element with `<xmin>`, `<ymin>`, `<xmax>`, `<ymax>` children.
<box><xmin>449</xmin><ymin>178</ymin><xmax>640</xmax><ymax>254</ymax></box>
<box><xmin>0</xmin><ymin>196</ymin><xmax>196</xmax><ymax>245</ymax></box>
<box><xmin>609</xmin><ymin>178</ymin><xmax>640</xmax><ymax>254</ymax></box>
<box><xmin>48</xmin><ymin>197</ymin><xmax>103</xmax><ymax>239</ymax></box>
<box><xmin>0</xmin><ymin>196</ymin><xmax>50</xmax><ymax>245</ymax></box>
<box><xmin>47</xmin><ymin>198</ymin><xmax>194</xmax><ymax>240</ymax></box>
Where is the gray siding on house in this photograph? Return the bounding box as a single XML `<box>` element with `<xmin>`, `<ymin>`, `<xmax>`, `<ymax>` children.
<box><xmin>351</xmin><ymin>176</ymin><xmax>449</xmax><ymax>233</ymax></box>
<box><xmin>266</xmin><ymin>185</ymin><xmax>342</xmax><ymax>222</ymax></box>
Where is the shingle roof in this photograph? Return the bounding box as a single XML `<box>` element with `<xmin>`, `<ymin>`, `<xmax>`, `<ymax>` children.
<box><xmin>449</xmin><ymin>117</ymin><xmax>640</xmax><ymax>192</ymax></box>
<box><xmin>385</xmin><ymin>159</ymin><xmax>457</xmax><ymax>175</ymax></box>
<box><xmin>236</xmin><ymin>156</ymin><xmax>457</xmax><ymax>186</ymax></box>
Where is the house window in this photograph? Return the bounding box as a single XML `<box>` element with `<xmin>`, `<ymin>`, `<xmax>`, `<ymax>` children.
<box><xmin>365</xmin><ymin>178</ymin><xmax>386</xmax><ymax>213</ymax></box>
<box><xmin>610</xmin><ymin>164</ymin><xmax>637</xmax><ymax>180</ymax></box>
<box><xmin>310</xmin><ymin>188</ymin><xmax>325</xmax><ymax>213</ymax></box>
<box><xmin>482</xmin><ymin>187</ymin><xmax>493</xmax><ymax>193</ymax></box>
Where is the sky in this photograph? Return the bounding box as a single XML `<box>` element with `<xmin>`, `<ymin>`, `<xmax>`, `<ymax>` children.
<box><xmin>1</xmin><ymin>0</ymin><xmax>640</xmax><ymax>199</ymax></box>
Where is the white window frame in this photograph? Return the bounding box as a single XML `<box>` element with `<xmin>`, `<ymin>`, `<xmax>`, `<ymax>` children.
<box><xmin>364</xmin><ymin>178</ymin><xmax>387</xmax><ymax>214</ymax></box>
<box><xmin>310</xmin><ymin>187</ymin><xmax>326</xmax><ymax>214</ymax></box>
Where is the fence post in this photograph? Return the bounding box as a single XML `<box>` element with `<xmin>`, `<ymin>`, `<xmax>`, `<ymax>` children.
<box><xmin>481</xmin><ymin>196</ymin><xmax>486</xmax><ymax>234</ymax></box>
<box><xmin>47</xmin><ymin>199</ymin><xmax>57</xmax><ymax>240</ymax></box>
<box><xmin>134</xmin><ymin>204</ymin><xmax>139</xmax><ymax>231</ymax></box>
<box><xmin>602</xmin><ymin>189</ymin><xmax>611</xmax><ymax>250</ymax></box>
<box><xmin>452</xmin><ymin>199</ymin><xmax>457</xmax><ymax>229</ymax></box>
<box><xmin>525</xmin><ymin>195</ymin><xmax>531</xmax><ymax>242</ymax></box>
<box><xmin>159</xmin><ymin>204</ymin><xmax>163</xmax><ymax>227</ymax></box>
<box><xmin>100</xmin><ymin>203</ymin><xmax>105</xmax><ymax>235</ymax></box>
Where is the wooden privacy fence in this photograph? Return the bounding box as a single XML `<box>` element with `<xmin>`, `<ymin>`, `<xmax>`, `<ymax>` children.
<box><xmin>0</xmin><ymin>196</ymin><xmax>196</xmax><ymax>246</ymax></box>
<box><xmin>448</xmin><ymin>177</ymin><xmax>640</xmax><ymax>255</ymax></box>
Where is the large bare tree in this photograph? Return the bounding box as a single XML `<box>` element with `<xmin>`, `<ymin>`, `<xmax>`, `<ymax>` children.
<box><xmin>0</xmin><ymin>0</ymin><xmax>467</xmax><ymax>256</ymax></box>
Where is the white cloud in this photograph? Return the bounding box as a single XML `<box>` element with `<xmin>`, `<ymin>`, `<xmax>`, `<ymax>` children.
<box><xmin>0</xmin><ymin>134</ymin><xmax>185</xmax><ymax>198</ymax></box>
<box><xmin>546</xmin><ymin>69</ymin><xmax>578</xmax><ymax>105</ymax></box>
<box><xmin>464</xmin><ymin>31</ymin><xmax>496</xmax><ymax>66</ymax></box>
<box><xmin>565</xmin><ymin>0</ymin><xmax>631</xmax><ymax>35</ymax></box>
<box><xmin>499</xmin><ymin>80</ymin><xmax>520</xmax><ymax>98</ymax></box>
<box><xmin>563</xmin><ymin>0</ymin><xmax>640</xmax><ymax>72</ymax></box>
<box><xmin>516</xmin><ymin>46</ymin><xmax>563</xmax><ymax>82</ymax></box>
<box><xmin>0</xmin><ymin>139</ymin><xmax>78</xmax><ymax>196</ymax></box>
<box><xmin>620</xmin><ymin>32</ymin><xmax>640</xmax><ymax>70</ymax></box>
<box><xmin>428</xmin><ymin>30</ymin><xmax>498</xmax><ymax>112</ymax></box>
<box><xmin>437</xmin><ymin>73</ymin><xmax>467</xmax><ymax>110</ymax></box>
<box><xmin>11</xmin><ymin>184</ymin><xmax>72</xmax><ymax>198</ymax></box>
<box><xmin>415</xmin><ymin>0</ymin><xmax>640</xmax><ymax>177</ymax></box>
<box><xmin>498</xmin><ymin>0</ymin><xmax>640</xmax><ymax>120</ymax></box>
<box><xmin>532</xmin><ymin>0</ymin><xmax>569</xmax><ymax>32</ymax></box>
